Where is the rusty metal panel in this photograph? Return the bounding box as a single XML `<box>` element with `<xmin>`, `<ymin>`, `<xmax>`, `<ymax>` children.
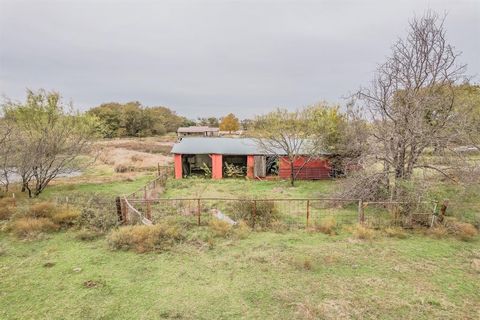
<box><xmin>254</xmin><ymin>155</ymin><xmax>266</xmax><ymax>177</ymax></box>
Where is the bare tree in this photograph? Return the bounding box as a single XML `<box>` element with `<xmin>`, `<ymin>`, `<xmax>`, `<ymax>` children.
<box><xmin>356</xmin><ymin>11</ymin><xmax>467</xmax><ymax>199</ymax></box>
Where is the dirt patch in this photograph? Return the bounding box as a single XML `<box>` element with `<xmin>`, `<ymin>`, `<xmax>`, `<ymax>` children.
<box><xmin>83</xmin><ymin>280</ymin><xmax>100</xmax><ymax>288</ymax></box>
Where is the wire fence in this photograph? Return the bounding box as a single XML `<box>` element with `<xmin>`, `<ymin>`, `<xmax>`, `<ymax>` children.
<box><xmin>121</xmin><ymin>196</ymin><xmax>439</xmax><ymax>230</ymax></box>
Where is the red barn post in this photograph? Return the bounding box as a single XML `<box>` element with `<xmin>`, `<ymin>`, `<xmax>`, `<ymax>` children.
<box><xmin>211</xmin><ymin>154</ymin><xmax>223</xmax><ymax>179</ymax></box>
<box><xmin>247</xmin><ymin>155</ymin><xmax>254</xmax><ymax>178</ymax></box>
<box><xmin>174</xmin><ymin>154</ymin><xmax>182</xmax><ymax>179</ymax></box>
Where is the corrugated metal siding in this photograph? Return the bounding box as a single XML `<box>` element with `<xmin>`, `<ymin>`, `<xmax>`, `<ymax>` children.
<box><xmin>278</xmin><ymin>156</ymin><xmax>332</xmax><ymax>180</ymax></box>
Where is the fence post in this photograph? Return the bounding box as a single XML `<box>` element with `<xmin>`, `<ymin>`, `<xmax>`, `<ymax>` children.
<box><xmin>12</xmin><ymin>193</ymin><xmax>16</xmax><ymax>208</ymax></box>
<box><xmin>252</xmin><ymin>200</ymin><xmax>257</xmax><ymax>229</ymax></box>
<box><xmin>306</xmin><ymin>200</ymin><xmax>310</xmax><ymax>229</ymax></box>
<box><xmin>197</xmin><ymin>199</ymin><xmax>201</xmax><ymax>226</ymax></box>
<box><xmin>358</xmin><ymin>199</ymin><xmax>364</xmax><ymax>224</ymax></box>
<box><xmin>144</xmin><ymin>186</ymin><xmax>147</xmax><ymax>200</ymax></box>
<box><xmin>115</xmin><ymin>196</ymin><xmax>123</xmax><ymax>222</ymax></box>
<box><xmin>158</xmin><ymin>163</ymin><xmax>160</xmax><ymax>176</ymax></box>
<box><xmin>122</xmin><ymin>198</ymin><xmax>129</xmax><ymax>223</ymax></box>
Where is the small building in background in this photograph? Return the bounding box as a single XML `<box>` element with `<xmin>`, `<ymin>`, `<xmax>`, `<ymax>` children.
<box><xmin>171</xmin><ymin>137</ymin><xmax>333</xmax><ymax>180</ymax></box>
<box><xmin>177</xmin><ymin>126</ymin><xmax>219</xmax><ymax>137</ymax></box>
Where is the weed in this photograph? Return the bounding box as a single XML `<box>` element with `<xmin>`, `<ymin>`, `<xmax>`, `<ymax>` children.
<box><xmin>76</xmin><ymin>229</ymin><xmax>103</xmax><ymax>241</ymax></box>
<box><xmin>78</xmin><ymin>207</ymin><xmax>118</xmax><ymax>232</ymax></box>
<box><xmin>425</xmin><ymin>226</ymin><xmax>449</xmax><ymax>239</ymax></box>
<box><xmin>232</xmin><ymin>220</ymin><xmax>251</xmax><ymax>239</ymax></box>
<box><xmin>384</xmin><ymin>227</ymin><xmax>407</xmax><ymax>239</ymax></box>
<box><xmin>445</xmin><ymin>220</ymin><xmax>478</xmax><ymax>241</ymax></box>
<box><xmin>229</xmin><ymin>198</ymin><xmax>280</xmax><ymax>229</ymax></box>
<box><xmin>351</xmin><ymin>224</ymin><xmax>375</xmax><ymax>240</ymax></box>
<box><xmin>51</xmin><ymin>207</ymin><xmax>80</xmax><ymax>227</ymax></box>
<box><xmin>209</xmin><ymin>219</ymin><xmax>232</xmax><ymax>238</ymax></box>
<box><xmin>314</xmin><ymin>217</ymin><xmax>337</xmax><ymax>235</ymax></box>
<box><xmin>0</xmin><ymin>204</ymin><xmax>15</xmax><ymax>220</ymax></box>
<box><xmin>11</xmin><ymin>217</ymin><xmax>59</xmax><ymax>238</ymax></box>
<box><xmin>28</xmin><ymin>202</ymin><xmax>56</xmax><ymax>218</ymax></box>
<box><xmin>270</xmin><ymin>220</ymin><xmax>288</xmax><ymax>233</ymax></box>
<box><xmin>293</xmin><ymin>256</ymin><xmax>314</xmax><ymax>271</ymax></box>
<box><xmin>114</xmin><ymin>164</ymin><xmax>129</xmax><ymax>173</ymax></box>
<box><xmin>107</xmin><ymin>223</ymin><xmax>185</xmax><ymax>253</ymax></box>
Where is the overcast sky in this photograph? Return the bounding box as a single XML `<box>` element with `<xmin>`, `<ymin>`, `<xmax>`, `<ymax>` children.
<box><xmin>0</xmin><ymin>0</ymin><xmax>479</xmax><ymax>119</ymax></box>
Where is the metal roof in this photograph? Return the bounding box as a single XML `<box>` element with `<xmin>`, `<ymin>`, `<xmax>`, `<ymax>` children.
<box><xmin>177</xmin><ymin>126</ymin><xmax>219</xmax><ymax>133</ymax></box>
<box><xmin>171</xmin><ymin>137</ymin><xmax>330</xmax><ymax>156</ymax></box>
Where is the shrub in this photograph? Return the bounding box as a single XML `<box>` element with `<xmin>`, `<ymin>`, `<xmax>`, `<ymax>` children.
<box><xmin>78</xmin><ymin>207</ymin><xmax>118</xmax><ymax>232</ymax></box>
<box><xmin>233</xmin><ymin>220</ymin><xmax>251</xmax><ymax>239</ymax></box>
<box><xmin>384</xmin><ymin>227</ymin><xmax>407</xmax><ymax>239</ymax></box>
<box><xmin>351</xmin><ymin>224</ymin><xmax>375</xmax><ymax>240</ymax></box>
<box><xmin>0</xmin><ymin>204</ymin><xmax>15</xmax><ymax>220</ymax></box>
<box><xmin>446</xmin><ymin>220</ymin><xmax>478</xmax><ymax>241</ymax></box>
<box><xmin>114</xmin><ymin>164</ymin><xmax>129</xmax><ymax>173</ymax></box>
<box><xmin>425</xmin><ymin>226</ymin><xmax>449</xmax><ymax>239</ymax></box>
<box><xmin>314</xmin><ymin>217</ymin><xmax>337</xmax><ymax>235</ymax></box>
<box><xmin>229</xmin><ymin>198</ymin><xmax>280</xmax><ymax>229</ymax></box>
<box><xmin>270</xmin><ymin>220</ymin><xmax>288</xmax><ymax>233</ymax></box>
<box><xmin>28</xmin><ymin>202</ymin><xmax>56</xmax><ymax>218</ymax></box>
<box><xmin>51</xmin><ymin>207</ymin><xmax>80</xmax><ymax>227</ymax></box>
<box><xmin>107</xmin><ymin>223</ymin><xmax>185</xmax><ymax>253</ymax></box>
<box><xmin>209</xmin><ymin>219</ymin><xmax>232</xmax><ymax>238</ymax></box>
<box><xmin>11</xmin><ymin>218</ymin><xmax>59</xmax><ymax>238</ymax></box>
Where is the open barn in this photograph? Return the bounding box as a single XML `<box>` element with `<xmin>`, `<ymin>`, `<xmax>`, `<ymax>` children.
<box><xmin>171</xmin><ymin>137</ymin><xmax>333</xmax><ymax>180</ymax></box>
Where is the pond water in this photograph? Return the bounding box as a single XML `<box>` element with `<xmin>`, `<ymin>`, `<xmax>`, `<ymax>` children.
<box><xmin>1</xmin><ymin>169</ymin><xmax>83</xmax><ymax>183</ymax></box>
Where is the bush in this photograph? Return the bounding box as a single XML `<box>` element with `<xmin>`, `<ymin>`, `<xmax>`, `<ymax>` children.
<box><xmin>384</xmin><ymin>227</ymin><xmax>407</xmax><ymax>239</ymax></box>
<box><xmin>233</xmin><ymin>220</ymin><xmax>251</xmax><ymax>239</ymax></box>
<box><xmin>78</xmin><ymin>207</ymin><xmax>118</xmax><ymax>232</ymax></box>
<box><xmin>107</xmin><ymin>223</ymin><xmax>185</xmax><ymax>253</ymax></box>
<box><xmin>0</xmin><ymin>203</ymin><xmax>15</xmax><ymax>220</ymax></box>
<box><xmin>51</xmin><ymin>207</ymin><xmax>80</xmax><ymax>227</ymax></box>
<box><xmin>114</xmin><ymin>164</ymin><xmax>129</xmax><ymax>173</ymax></box>
<box><xmin>11</xmin><ymin>217</ymin><xmax>59</xmax><ymax>238</ymax></box>
<box><xmin>28</xmin><ymin>202</ymin><xmax>56</xmax><ymax>218</ymax></box>
<box><xmin>314</xmin><ymin>217</ymin><xmax>337</xmax><ymax>235</ymax></box>
<box><xmin>229</xmin><ymin>199</ymin><xmax>280</xmax><ymax>229</ymax></box>
<box><xmin>351</xmin><ymin>224</ymin><xmax>375</xmax><ymax>240</ymax></box>
<box><xmin>425</xmin><ymin>226</ymin><xmax>449</xmax><ymax>239</ymax></box>
<box><xmin>209</xmin><ymin>219</ymin><xmax>232</xmax><ymax>238</ymax></box>
<box><xmin>446</xmin><ymin>220</ymin><xmax>478</xmax><ymax>241</ymax></box>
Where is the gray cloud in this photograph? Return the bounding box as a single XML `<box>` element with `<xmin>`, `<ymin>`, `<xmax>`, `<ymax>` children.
<box><xmin>1</xmin><ymin>0</ymin><xmax>479</xmax><ymax>118</ymax></box>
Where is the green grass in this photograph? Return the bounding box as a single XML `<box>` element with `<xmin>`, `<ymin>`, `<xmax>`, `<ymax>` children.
<box><xmin>0</xmin><ymin>230</ymin><xmax>478</xmax><ymax>319</ymax></box>
<box><xmin>39</xmin><ymin>174</ymin><xmax>156</xmax><ymax>199</ymax></box>
<box><xmin>163</xmin><ymin>177</ymin><xmax>337</xmax><ymax>199</ymax></box>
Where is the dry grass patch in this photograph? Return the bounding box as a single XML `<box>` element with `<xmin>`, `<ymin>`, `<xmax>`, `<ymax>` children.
<box><xmin>350</xmin><ymin>224</ymin><xmax>375</xmax><ymax>240</ymax></box>
<box><xmin>445</xmin><ymin>220</ymin><xmax>478</xmax><ymax>241</ymax></box>
<box><xmin>11</xmin><ymin>217</ymin><xmax>59</xmax><ymax>238</ymax></box>
<box><xmin>0</xmin><ymin>197</ymin><xmax>17</xmax><ymax>220</ymax></box>
<box><xmin>425</xmin><ymin>226</ymin><xmax>449</xmax><ymax>239</ymax></box>
<box><xmin>209</xmin><ymin>219</ymin><xmax>232</xmax><ymax>238</ymax></box>
<box><xmin>313</xmin><ymin>217</ymin><xmax>337</xmax><ymax>235</ymax></box>
<box><xmin>107</xmin><ymin>223</ymin><xmax>185</xmax><ymax>253</ymax></box>
<box><xmin>384</xmin><ymin>227</ymin><xmax>408</xmax><ymax>239</ymax></box>
<box><xmin>51</xmin><ymin>207</ymin><xmax>80</xmax><ymax>227</ymax></box>
<box><xmin>75</xmin><ymin>229</ymin><xmax>103</xmax><ymax>241</ymax></box>
<box><xmin>233</xmin><ymin>220</ymin><xmax>251</xmax><ymax>239</ymax></box>
<box><xmin>28</xmin><ymin>201</ymin><xmax>56</xmax><ymax>218</ymax></box>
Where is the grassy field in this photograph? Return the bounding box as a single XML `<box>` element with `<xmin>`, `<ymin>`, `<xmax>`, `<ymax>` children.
<box><xmin>1</xmin><ymin>138</ymin><xmax>478</xmax><ymax>319</ymax></box>
<box><xmin>163</xmin><ymin>178</ymin><xmax>338</xmax><ymax>199</ymax></box>
<box><xmin>1</xmin><ymin>230</ymin><xmax>479</xmax><ymax>319</ymax></box>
